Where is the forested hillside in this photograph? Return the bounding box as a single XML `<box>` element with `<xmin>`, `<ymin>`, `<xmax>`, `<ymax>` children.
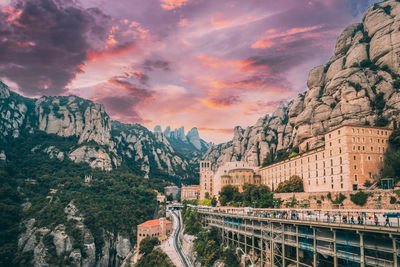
<box><xmin>0</xmin><ymin>131</ymin><xmax>159</xmax><ymax>266</ymax></box>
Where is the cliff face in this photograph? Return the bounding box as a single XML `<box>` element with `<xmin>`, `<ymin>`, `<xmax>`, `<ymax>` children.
<box><xmin>204</xmin><ymin>0</ymin><xmax>400</xmax><ymax>168</ymax></box>
<box><xmin>0</xmin><ymin>81</ymin><xmax>201</xmax><ymax>179</ymax></box>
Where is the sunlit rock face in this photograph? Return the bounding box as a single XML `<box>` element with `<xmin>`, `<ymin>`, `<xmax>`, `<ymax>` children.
<box><xmin>0</xmin><ymin>82</ymin><xmax>199</xmax><ymax>178</ymax></box>
<box><xmin>204</xmin><ymin>0</ymin><xmax>400</xmax><ymax>168</ymax></box>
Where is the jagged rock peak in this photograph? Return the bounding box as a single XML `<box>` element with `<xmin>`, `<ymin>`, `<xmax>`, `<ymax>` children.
<box><xmin>154</xmin><ymin>125</ymin><xmax>162</xmax><ymax>133</ymax></box>
<box><xmin>0</xmin><ymin>81</ymin><xmax>10</xmax><ymax>99</ymax></box>
<box><xmin>187</xmin><ymin>127</ymin><xmax>202</xmax><ymax>150</ymax></box>
<box><xmin>164</xmin><ymin>126</ymin><xmax>171</xmax><ymax>138</ymax></box>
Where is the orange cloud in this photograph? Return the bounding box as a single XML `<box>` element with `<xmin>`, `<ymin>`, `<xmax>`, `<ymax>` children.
<box><xmin>86</xmin><ymin>42</ymin><xmax>136</xmax><ymax>61</ymax></box>
<box><xmin>200</xmin><ymin>95</ymin><xmax>240</xmax><ymax>109</ymax></box>
<box><xmin>197</xmin><ymin>127</ymin><xmax>233</xmax><ymax>135</ymax></box>
<box><xmin>197</xmin><ymin>56</ymin><xmax>268</xmax><ymax>72</ymax></box>
<box><xmin>160</xmin><ymin>0</ymin><xmax>190</xmax><ymax>10</ymax></box>
<box><xmin>251</xmin><ymin>25</ymin><xmax>322</xmax><ymax>49</ymax></box>
<box><xmin>179</xmin><ymin>18</ymin><xmax>188</xmax><ymax>27</ymax></box>
<box><xmin>210</xmin><ymin>13</ymin><xmax>229</xmax><ymax>25</ymax></box>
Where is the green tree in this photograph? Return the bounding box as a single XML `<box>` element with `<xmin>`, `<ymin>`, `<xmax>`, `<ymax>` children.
<box><xmin>139</xmin><ymin>236</ymin><xmax>160</xmax><ymax>255</ymax></box>
<box><xmin>382</xmin><ymin>128</ymin><xmax>400</xmax><ymax>182</ymax></box>
<box><xmin>136</xmin><ymin>249</ymin><xmax>174</xmax><ymax>267</ymax></box>
<box><xmin>275</xmin><ymin>175</ymin><xmax>304</xmax><ymax>193</ymax></box>
<box><xmin>219</xmin><ymin>185</ymin><xmax>239</xmax><ymax>206</ymax></box>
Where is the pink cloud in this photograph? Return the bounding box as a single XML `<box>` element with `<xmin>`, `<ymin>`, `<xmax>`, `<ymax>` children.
<box><xmin>160</xmin><ymin>0</ymin><xmax>190</xmax><ymax>10</ymax></box>
<box><xmin>252</xmin><ymin>25</ymin><xmax>322</xmax><ymax>49</ymax></box>
<box><xmin>210</xmin><ymin>13</ymin><xmax>229</xmax><ymax>25</ymax></box>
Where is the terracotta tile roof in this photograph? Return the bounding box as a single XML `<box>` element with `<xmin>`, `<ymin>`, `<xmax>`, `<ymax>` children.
<box><xmin>138</xmin><ymin>218</ymin><xmax>172</xmax><ymax>227</ymax></box>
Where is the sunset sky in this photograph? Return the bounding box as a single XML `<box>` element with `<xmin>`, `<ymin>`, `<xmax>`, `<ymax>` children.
<box><xmin>0</xmin><ymin>0</ymin><xmax>378</xmax><ymax>143</ymax></box>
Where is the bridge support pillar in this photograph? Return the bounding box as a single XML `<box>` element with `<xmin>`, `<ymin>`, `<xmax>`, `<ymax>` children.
<box><xmin>333</xmin><ymin>230</ymin><xmax>337</xmax><ymax>267</ymax></box>
<box><xmin>296</xmin><ymin>226</ymin><xmax>299</xmax><ymax>267</ymax></box>
<box><xmin>359</xmin><ymin>232</ymin><xmax>365</xmax><ymax>267</ymax></box>
<box><xmin>282</xmin><ymin>224</ymin><xmax>286</xmax><ymax>267</ymax></box>
<box><xmin>313</xmin><ymin>228</ymin><xmax>317</xmax><ymax>267</ymax></box>
<box><xmin>245</xmin><ymin>219</ymin><xmax>247</xmax><ymax>254</ymax></box>
<box><xmin>261</xmin><ymin>222</ymin><xmax>264</xmax><ymax>266</ymax></box>
<box><xmin>393</xmin><ymin>238</ymin><xmax>398</xmax><ymax>267</ymax></box>
<box><xmin>271</xmin><ymin>223</ymin><xmax>274</xmax><ymax>267</ymax></box>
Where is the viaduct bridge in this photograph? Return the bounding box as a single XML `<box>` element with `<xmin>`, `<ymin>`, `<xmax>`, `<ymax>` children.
<box><xmin>194</xmin><ymin>206</ymin><xmax>400</xmax><ymax>267</ymax></box>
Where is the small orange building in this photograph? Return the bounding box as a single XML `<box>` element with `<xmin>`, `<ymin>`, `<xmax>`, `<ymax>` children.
<box><xmin>137</xmin><ymin>218</ymin><xmax>172</xmax><ymax>254</ymax></box>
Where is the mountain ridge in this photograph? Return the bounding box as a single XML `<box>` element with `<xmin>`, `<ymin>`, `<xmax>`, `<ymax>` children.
<box><xmin>204</xmin><ymin>0</ymin><xmax>400</xmax><ymax>168</ymax></box>
<box><xmin>0</xmin><ymin>81</ymin><xmax>205</xmax><ymax>182</ymax></box>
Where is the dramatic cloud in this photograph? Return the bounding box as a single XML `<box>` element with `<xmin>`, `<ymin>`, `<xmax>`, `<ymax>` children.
<box><xmin>0</xmin><ymin>0</ymin><xmax>380</xmax><ymax>143</ymax></box>
<box><xmin>0</xmin><ymin>0</ymin><xmax>110</xmax><ymax>96</ymax></box>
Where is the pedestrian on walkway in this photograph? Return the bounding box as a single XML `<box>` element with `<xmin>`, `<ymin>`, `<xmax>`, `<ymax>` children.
<box><xmin>385</xmin><ymin>216</ymin><xmax>390</xmax><ymax>227</ymax></box>
<box><xmin>374</xmin><ymin>215</ymin><xmax>378</xmax><ymax>226</ymax></box>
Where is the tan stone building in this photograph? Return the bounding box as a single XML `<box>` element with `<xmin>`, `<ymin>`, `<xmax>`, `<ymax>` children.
<box><xmin>137</xmin><ymin>218</ymin><xmax>172</xmax><ymax>254</ymax></box>
<box><xmin>221</xmin><ymin>168</ymin><xmax>261</xmax><ymax>192</ymax></box>
<box><xmin>181</xmin><ymin>185</ymin><xmax>200</xmax><ymax>201</ymax></box>
<box><xmin>259</xmin><ymin>125</ymin><xmax>391</xmax><ymax>192</ymax></box>
<box><xmin>200</xmin><ymin>161</ymin><xmax>258</xmax><ymax>198</ymax></box>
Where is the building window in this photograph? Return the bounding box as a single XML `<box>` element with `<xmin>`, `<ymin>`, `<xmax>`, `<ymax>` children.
<box><xmin>331</xmin><ymin>159</ymin><xmax>333</xmax><ymax>166</ymax></box>
<box><xmin>329</xmin><ymin>134</ymin><xmax>332</xmax><ymax>138</ymax></box>
<box><xmin>331</xmin><ymin>184</ymin><xmax>334</xmax><ymax>189</ymax></box>
<box><xmin>340</xmin><ymin>157</ymin><xmax>342</xmax><ymax>164</ymax></box>
<box><xmin>352</xmin><ymin>137</ymin><xmax>355</xmax><ymax>142</ymax></box>
<box><xmin>339</xmin><ymin>139</ymin><xmax>341</xmax><ymax>144</ymax></box>
<box><xmin>363</xmin><ymin>146</ymin><xmax>365</xmax><ymax>151</ymax></box>
<box><xmin>371</xmin><ymin>146</ymin><xmax>373</xmax><ymax>152</ymax></box>
<box><xmin>338</xmin><ymin>130</ymin><xmax>341</xmax><ymax>134</ymax></box>
<box><xmin>316</xmin><ymin>179</ymin><xmax>318</xmax><ymax>185</ymax></box>
<box><xmin>357</xmin><ymin>129</ymin><xmax>359</xmax><ymax>133</ymax></box>
<box><xmin>340</xmin><ymin>176</ymin><xmax>343</xmax><ymax>182</ymax></box>
<box><xmin>331</xmin><ymin>168</ymin><xmax>333</xmax><ymax>175</ymax></box>
<box><xmin>324</xmin><ymin>178</ymin><xmax>326</xmax><ymax>184</ymax></box>
<box><xmin>352</xmin><ymin>128</ymin><xmax>354</xmax><ymax>133</ymax></box>
<box><xmin>370</xmin><ymin>138</ymin><xmax>372</xmax><ymax>143</ymax></box>
<box><xmin>357</xmin><ymin>137</ymin><xmax>360</xmax><ymax>142</ymax></box>
<box><xmin>369</xmin><ymin>172</ymin><xmax>372</xmax><ymax>178</ymax></box>
<box><xmin>341</xmin><ymin>183</ymin><xmax>343</xmax><ymax>188</ymax></box>
<box><xmin>340</xmin><ymin>166</ymin><xmax>343</xmax><ymax>173</ymax></box>
<box><xmin>353</xmin><ymin>145</ymin><xmax>355</xmax><ymax>151</ymax></box>
<box><xmin>330</xmin><ymin>150</ymin><xmax>332</xmax><ymax>156</ymax></box>
<box><xmin>355</xmin><ymin>175</ymin><xmax>358</xmax><ymax>181</ymax></box>
<box><xmin>368</xmin><ymin>156</ymin><xmax>371</xmax><ymax>160</ymax></box>
<box><xmin>330</xmin><ymin>142</ymin><xmax>332</xmax><ymax>146</ymax></box>
<box><xmin>354</xmin><ymin>165</ymin><xmax>357</xmax><ymax>170</ymax></box>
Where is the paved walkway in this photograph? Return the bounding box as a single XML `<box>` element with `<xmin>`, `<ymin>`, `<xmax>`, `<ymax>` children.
<box><xmin>160</xmin><ymin>211</ymin><xmax>183</xmax><ymax>267</ymax></box>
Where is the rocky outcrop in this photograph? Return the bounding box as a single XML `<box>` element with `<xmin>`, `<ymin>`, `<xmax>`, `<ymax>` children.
<box><xmin>17</xmin><ymin>202</ymin><xmax>136</xmax><ymax>267</ymax></box>
<box><xmin>0</xmin><ymin>82</ymin><xmax>202</xmax><ymax>179</ymax></box>
<box><xmin>35</xmin><ymin>96</ymin><xmax>111</xmax><ymax>145</ymax></box>
<box><xmin>204</xmin><ymin>0</ymin><xmax>400</xmax><ymax>168</ymax></box>
<box><xmin>186</xmin><ymin>127</ymin><xmax>202</xmax><ymax>150</ymax></box>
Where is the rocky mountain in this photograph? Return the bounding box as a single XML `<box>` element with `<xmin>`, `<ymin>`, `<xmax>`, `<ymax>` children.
<box><xmin>0</xmin><ymin>81</ymin><xmax>206</xmax><ymax>181</ymax></box>
<box><xmin>204</xmin><ymin>0</ymin><xmax>400</xmax><ymax>168</ymax></box>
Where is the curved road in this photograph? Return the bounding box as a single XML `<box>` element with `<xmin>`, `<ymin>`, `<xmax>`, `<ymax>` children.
<box><xmin>171</xmin><ymin>210</ymin><xmax>190</xmax><ymax>267</ymax></box>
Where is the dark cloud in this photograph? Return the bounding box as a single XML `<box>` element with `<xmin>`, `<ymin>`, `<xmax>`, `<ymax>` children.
<box><xmin>98</xmin><ymin>77</ymin><xmax>154</xmax><ymax>123</ymax></box>
<box><xmin>0</xmin><ymin>0</ymin><xmax>110</xmax><ymax>96</ymax></box>
<box><xmin>142</xmin><ymin>59</ymin><xmax>171</xmax><ymax>72</ymax></box>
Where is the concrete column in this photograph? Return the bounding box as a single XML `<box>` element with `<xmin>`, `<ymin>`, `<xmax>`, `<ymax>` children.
<box><xmin>393</xmin><ymin>238</ymin><xmax>398</xmax><ymax>267</ymax></box>
<box><xmin>261</xmin><ymin>222</ymin><xmax>264</xmax><ymax>266</ymax></box>
<box><xmin>245</xmin><ymin>219</ymin><xmax>247</xmax><ymax>254</ymax></box>
<box><xmin>333</xmin><ymin>230</ymin><xmax>337</xmax><ymax>267</ymax></box>
<box><xmin>313</xmin><ymin>228</ymin><xmax>317</xmax><ymax>267</ymax></box>
<box><xmin>271</xmin><ymin>223</ymin><xmax>274</xmax><ymax>267</ymax></box>
<box><xmin>296</xmin><ymin>226</ymin><xmax>299</xmax><ymax>267</ymax></box>
<box><xmin>360</xmin><ymin>232</ymin><xmax>365</xmax><ymax>267</ymax></box>
<box><xmin>252</xmin><ymin>220</ymin><xmax>255</xmax><ymax>259</ymax></box>
<box><xmin>282</xmin><ymin>224</ymin><xmax>286</xmax><ymax>267</ymax></box>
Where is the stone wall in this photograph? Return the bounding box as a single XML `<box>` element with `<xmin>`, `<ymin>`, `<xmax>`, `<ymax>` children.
<box><xmin>275</xmin><ymin>189</ymin><xmax>400</xmax><ymax>210</ymax></box>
